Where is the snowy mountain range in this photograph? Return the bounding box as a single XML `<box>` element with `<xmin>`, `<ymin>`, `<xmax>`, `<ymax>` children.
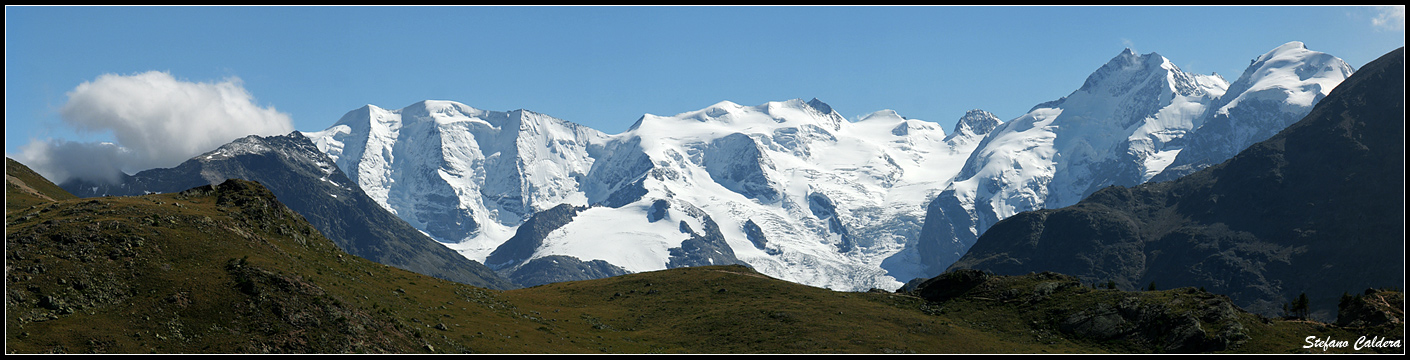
<box><xmin>305</xmin><ymin>97</ymin><xmax>999</xmax><ymax>290</ymax></box>
<box><xmin>1152</xmin><ymin>41</ymin><xmax>1356</xmax><ymax>181</ymax></box>
<box><xmin>946</xmin><ymin>46</ymin><xmax>1401</xmax><ymax>320</ymax></box>
<box><xmin>915</xmin><ymin>41</ymin><xmax>1353</xmax><ymax>277</ymax></box>
<box><xmin>303</xmin><ymin>41</ymin><xmax>1351</xmax><ymax>291</ymax></box>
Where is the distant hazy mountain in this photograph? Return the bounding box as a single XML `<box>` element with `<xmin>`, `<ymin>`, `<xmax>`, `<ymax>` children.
<box><xmin>947</xmin><ymin>46</ymin><xmax>1404</xmax><ymax>321</ymax></box>
<box><xmin>60</xmin><ymin>132</ymin><xmax>517</xmax><ymax>290</ymax></box>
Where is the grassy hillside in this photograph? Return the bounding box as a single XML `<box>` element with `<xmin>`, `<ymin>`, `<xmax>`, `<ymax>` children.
<box><xmin>6</xmin><ymin>174</ymin><xmax>1402</xmax><ymax>353</ymax></box>
<box><xmin>6</xmin><ymin>157</ymin><xmax>78</xmax><ymax>212</ymax></box>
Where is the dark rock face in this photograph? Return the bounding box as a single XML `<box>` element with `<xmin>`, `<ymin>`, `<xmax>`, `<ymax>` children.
<box><xmin>948</xmin><ymin>47</ymin><xmax>1405</xmax><ymax>321</ymax></box>
<box><xmin>58</xmin><ymin>132</ymin><xmax>517</xmax><ymax>290</ymax></box>
<box><xmin>943</xmin><ymin>109</ymin><xmax>1003</xmax><ymax>143</ymax></box>
<box><xmin>915</xmin><ymin>189</ymin><xmax>982</xmax><ymax>275</ymax></box>
<box><xmin>486</xmin><ymin>203</ymin><xmax>586</xmax><ymax>271</ymax></box>
<box><xmin>667</xmin><ymin>214</ymin><xmax>749</xmax><ymax>269</ymax></box>
<box><xmin>489</xmin><ymin>196</ymin><xmax>750</xmax><ymax>285</ymax></box>
<box><xmin>647</xmin><ymin>199</ymin><xmax>670</xmax><ymax>222</ymax></box>
<box><xmin>1055</xmin><ymin>290</ymin><xmax>1250</xmax><ymax>353</ymax></box>
<box><xmin>807</xmin><ymin>192</ymin><xmax>854</xmax><ymax>253</ymax></box>
<box><xmin>908</xmin><ymin>270</ymin><xmax>1252</xmax><ymax>353</ymax></box>
<box><xmin>742</xmin><ymin>219</ymin><xmax>780</xmax><ymax>255</ymax></box>
<box><xmin>911</xmin><ymin>269</ymin><xmax>992</xmax><ymax>303</ymax></box>
<box><xmin>484</xmin><ymin>203</ymin><xmax>636</xmax><ymax>287</ymax></box>
<box><xmin>508</xmin><ymin>255</ymin><xmax>631</xmax><ymax>288</ymax></box>
<box><xmin>416</xmin><ymin>191</ymin><xmax>479</xmax><ymax>242</ymax></box>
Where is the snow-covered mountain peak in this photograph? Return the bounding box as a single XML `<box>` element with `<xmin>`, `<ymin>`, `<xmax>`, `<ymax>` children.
<box><xmin>302</xmin><ymin>96</ymin><xmax>990</xmax><ymax>291</ymax></box>
<box><xmin>201</xmin><ymin>133</ymin><xmax>272</xmax><ymax>161</ymax></box>
<box><xmin>303</xmin><ymin>99</ymin><xmax>611</xmax><ymax>252</ymax></box>
<box><xmin>200</xmin><ymin>132</ymin><xmax>343</xmax><ymax>179</ymax></box>
<box><xmin>1110</xmin><ymin>47</ymin><xmax>1163</xmax><ymax>69</ymax></box>
<box><xmin>919</xmin><ymin>43</ymin><xmax>1353</xmax><ymax>278</ymax></box>
<box><xmin>856</xmin><ymin>109</ymin><xmax>906</xmax><ymax>123</ymax></box>
<box><xmin>944</xmin><ymin>109</ymin><xmax>1002</xmax><ymax>143</ymax></box>
<box><xmin>295</xmin><ymin>41</ymin><xmax>1355</xmax><ymax>294</ymax></box>
<box><xmin>396</xmin><ymin>100</ymin><xmax>502</xmax><ymax>127</ymax></box>
<box><xmin>1222</xmin><ymin>41</ymin><xmax>1353</xmax><ymax>113</ymax></box>
<box><xmin>328</xmin><ymin>104</ymin><xmax>384</xmax><ymax>130</ymax></box>
<box><xmin>850</xmin><ymin>109</ymin><xmax>944</xmax><ymax>139</ymax></box>
<box><xmin>1078</xmin><ymin>49</ymin><xmax>1186</xmax><ymax>96</ymax></box>
<box><xmin>1149</xmin><ymin>42</ymin><xmax>1353</xmax><ymax>183</ymax></box>
<box><xmin>919</xmin><ymin>45</ymin><xmax>1243</xmax><ymax>276</ymax></box>
<box><xmin>1255</xmin><ymin>41</ymin><xmax>1308</xmax><ymax>63</ymax></box>
<box><xmin>629</xmin><ymin>98</ymin><xmax>846</xmax><ymax>138</ymax></box>
<box><xmin>805</xmin><ymin>97</ymin><xmax>834</xmax><ymax>115</ymax></box>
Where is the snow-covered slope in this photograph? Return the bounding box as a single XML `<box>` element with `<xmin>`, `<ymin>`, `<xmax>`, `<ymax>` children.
<box><xmin>540</xmin><ymin>99</ymin><xmax>995</xmax><ymax>290</ymax></box>
<box><xmin>303</xmin><ymin>100</ymin><xmax>609</xmax><ymax>256</ymax></box>
<box><xmin>916</xmin><ymin>42</ymin><xmax>1352</xmax><ymax>277</ymax></box>
<box><xmin>1152</xmin><ymin>41</ymin><xmax>1355</xmax><ymax>181</ymax></box>
<box><xmin>304</xmin><ymin>42</ymin><xmax>1349</xmax><ymax>291</ymax></box>
<box><xmin>308</xmin><ymin>98</ymin><xmax>993</xmax><ymax>291</ymax></box>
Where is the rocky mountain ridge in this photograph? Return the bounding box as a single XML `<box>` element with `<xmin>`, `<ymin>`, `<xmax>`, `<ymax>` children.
<box><xmin>946</xmin><ymin>46</ymin><xmax>1403</xmax><ymax>320</ymax></box>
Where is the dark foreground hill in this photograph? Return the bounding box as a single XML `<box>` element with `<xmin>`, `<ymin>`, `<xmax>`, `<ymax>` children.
<box><xmin>6</xmin><ymin>157</ymin><xmax>77</xmax><ymax>212</ymax></box>
<box><xmin>56</xmin><ymin>132</ymin><xmax>515</xmax><ymax>290</ymax></box>
<box><xmin>6</xmin><ymin>178</ymin><xmax>1401</xmax><ymax>353</ymax></box>
<box><xmin>947</xmin><ymin>47</ymin><xmax>1405</xmax><ymax>320</ymax></box>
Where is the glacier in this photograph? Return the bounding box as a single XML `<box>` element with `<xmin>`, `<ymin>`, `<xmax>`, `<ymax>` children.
<box><xmin>306</xmin><ymin>98</ymin><xmax>995</xmax><ymax>291</ymax></box>
<box><xmin>915</xmin><ymin>41</ymin><xmax>1353</xmax><ymax>277</ymax></box>
<box><xmin>304</xmin><ymin>41</ymin><xmax>1351</xmax><ymax>291</ymax></box>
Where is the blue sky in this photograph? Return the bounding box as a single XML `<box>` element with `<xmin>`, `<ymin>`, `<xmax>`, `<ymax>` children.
<box><xmin>4</xmin><ymin>6</ymin><xmax>1404</xmax><ymax>181</ymax></box>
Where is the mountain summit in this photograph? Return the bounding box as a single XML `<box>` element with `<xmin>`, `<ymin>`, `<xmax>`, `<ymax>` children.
<box><xmin>916</xmin><ymin>42</ymin><xmax>1353</xmax><ymax>277</ymax></box>
<box><xmin>943</xmin><ymin>109</ymin><xmax>1002</xmax><ymax>145</ymax></box>
<box><xmin>292</xmin><ymin>43</ymin><xmax>1355</xmax><ymax>291</ymax></box>
<box><xmin>304</xmin><ymin>100</ymin><xmax>609</xmax><ymax>248</ymax></box>
<box><xmin>1152</xmin><ymin>41</ymin><xmax>1355</xmax><ymax>181</ymax></box>
<box><xmin>308</xmin><ymin>96</ymin><xmax>994</xmax><ymax>290</ymax></box>
<box><xmin>948</xmin><ymin>46</ymin><xmax>1403</xmax><ymax>320</ymax></box>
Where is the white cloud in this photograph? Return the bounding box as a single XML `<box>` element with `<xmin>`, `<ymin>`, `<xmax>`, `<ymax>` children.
<box><xmin>16</xmin><ymin>140</ymin><xmax>133</xmax><ymax>186</ymax></box>
<box><xmin>1372</xmin><ymin>6</ymin><xmax>1404</xmax><ymax>31</ymax></box>
<box><xmin>1120</xmin><ymin>38</ymin><xmax>1137</xmax><ymax>53</ymax></box>
<box><xmin>16</xmin><ymin>71</ymin><xmax>294</xmax><ymax>184</ymax></box>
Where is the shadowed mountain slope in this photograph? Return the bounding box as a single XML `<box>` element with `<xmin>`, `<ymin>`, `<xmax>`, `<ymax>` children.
<box><xmin>948</xmin><ymin>47</ymin><xmax>1405</xmax><ymax>321</ymax></box>
<box><xmin>57</xmin><ymin>132</ymin><xmax>516</xmax><ymax>290</ymax></box>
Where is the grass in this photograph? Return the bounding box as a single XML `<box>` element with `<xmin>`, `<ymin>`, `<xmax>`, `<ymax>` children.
<box><xmin>6</xmin><ymin>177</ymin><xmax>1403</xmax><ymax>354</ymax></box>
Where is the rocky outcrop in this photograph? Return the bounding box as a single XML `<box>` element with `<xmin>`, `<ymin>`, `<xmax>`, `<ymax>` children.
<box><xmin>908</xmin><ymin>269</ymin><xmax>1252</xmax><ymax>353</ymax></box>
<box><xmin>1336</xmin><ymin>289</ymin><xmax>1405</xmax><ymax>329</ymax></box>
<box><xmin>58</xmin><ymin>133</ymin><xmax>517</xmax><ymax>290</ymax></box>
<box><xmin>507</xmin><ymin>255</ymin><xmax>631</xmax><ymax>288</ymax></box>
<box><xmin>486</xmin><ymin>203</ymin><xmax>587</xmax><ymax>271</ymax></box>
<box><xmin>6</xmin><ymin>179</ymin><xmax>427</xmax><ymax>353</ymax></box>
<box><xmin>667</xmin><ymin>213</ymin><xmax>749</xmax><ymax>269</ymax></box>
